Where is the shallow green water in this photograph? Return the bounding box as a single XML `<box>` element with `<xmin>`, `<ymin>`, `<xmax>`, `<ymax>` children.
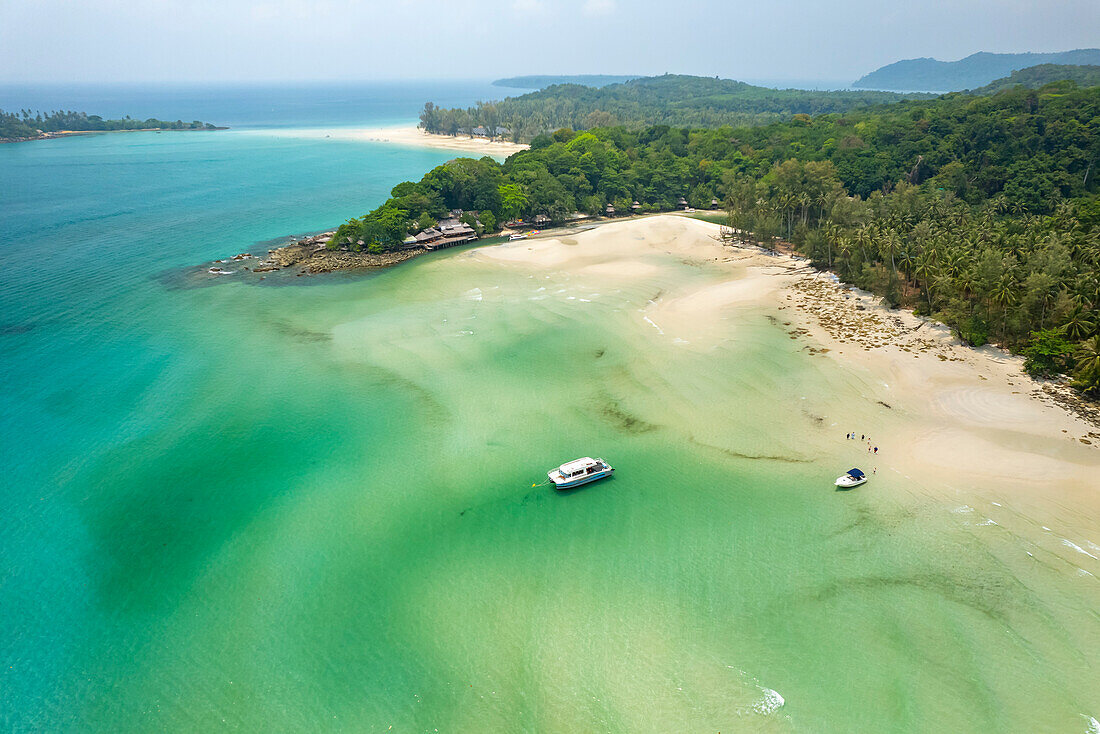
<box><xmin>3</xmin><ymin>122</ymin><xmax>1099</xmax><ymax>732</ymax></box>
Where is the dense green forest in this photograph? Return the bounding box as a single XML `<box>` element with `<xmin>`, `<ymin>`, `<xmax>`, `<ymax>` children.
<box><xmin>972</xmin><ymin>64</ymin><xmax>1100</xmax><ymax>94</ymax></box>
<box><xmin>420</xmin><ymin>75</ymin><xmax>929</xmax><ymax>141</ymax></box>
<box><xmin>0</xmin><ymin>109</ymin><xmax>219</xmax><ymax>141</ymax></box>
<box><xmin>852</xmin><ymin>49</ymin><xmax>1100</xmax><ymax>91</ymax></box>
<box><xmin>339</xmin><ymin>82</ymin><xmax>1100</xmax><ymax>395</ymax></box>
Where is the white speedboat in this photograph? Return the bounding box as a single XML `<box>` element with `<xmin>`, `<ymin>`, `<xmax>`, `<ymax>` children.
<box><xmin>835</xmin><ymin>468</ymin><xmax>867</xmax><ymax>488</ymax></box>
<box><xmin>548</xmin><ymin>457</ymin><xmax>613</xmax><ymax>489</ymax></box>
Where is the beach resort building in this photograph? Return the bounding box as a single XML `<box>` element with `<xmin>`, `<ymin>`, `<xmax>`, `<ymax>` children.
<box><xmin>404</xmin><ymin>217</ymin><xmax>478</xmax><ymax>250</ymax></box>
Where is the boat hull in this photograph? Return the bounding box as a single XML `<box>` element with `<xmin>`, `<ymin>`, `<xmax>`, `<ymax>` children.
<box><xmin>835</xmin><ymin>476</ymin><xmax>867</xmax><ymax>488</ymax></box>
<box><xmin>549</xmin><ymin>468</ymin><xmax>613</xmax><ymax>490</ymax></box>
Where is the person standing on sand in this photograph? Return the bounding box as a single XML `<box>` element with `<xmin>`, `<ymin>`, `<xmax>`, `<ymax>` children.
<box><xmin>874</xmin><ymin>447</ymin><xmax>878</xmax><ymax>454</ymax></box>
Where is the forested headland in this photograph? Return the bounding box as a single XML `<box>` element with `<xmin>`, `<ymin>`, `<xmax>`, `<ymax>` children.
<box><xmin>335</xmin><ymin>80</ymin><xmax>1100</xmax><ymax>395</ymax></box>
<box><xmin>971</xmin><ymin>64</ymin><xmax>1100</xmax><ymax>95</ymax></box>
<box><xmin>419</xmin><ymin>74</ymin><xmax>929</xmax><ymax>142</ymax></box>
<box><xmin>0</xmin><ymin>109</ymin><xmax>222</xmax><ymax>142</ymax></box>
<box><xmin>852</xmin><ymin>49</ymin><xmax>1100</xmax><ymax>91</ymax></box>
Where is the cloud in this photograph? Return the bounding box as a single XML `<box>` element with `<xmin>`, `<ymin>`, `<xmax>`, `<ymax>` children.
<box><xmin>582</xmin><ymin>0</ymin><xmax>616</xmax><ymax>15</ymax></box>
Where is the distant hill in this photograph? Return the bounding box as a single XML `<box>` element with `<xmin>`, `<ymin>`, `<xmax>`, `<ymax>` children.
<box><xmin>972</xmin><ymin>64</ymin><xmax>1100</xmax><ymax>94</ymax></box>
<box><xmin>492</xmin><ymin>75</ymin><xmax>641</xmax><ymax>90</ymax></box>
<box><xmin>853</xmin><ymin>49</ymin><xmax>1100</xmax><ymax>91</ymax></box>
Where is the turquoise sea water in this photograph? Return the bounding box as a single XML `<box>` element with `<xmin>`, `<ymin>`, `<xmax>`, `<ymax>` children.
<box><xmin>3</xmin><ymin>85</ymin><xmax>1099</xmax><ymax>732</ymax></box>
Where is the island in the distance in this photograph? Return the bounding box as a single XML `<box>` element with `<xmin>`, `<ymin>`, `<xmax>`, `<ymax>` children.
<box><xmin>1</xmin><ymin>109</ymin><xmax>224</xmax><ymax>143</ymax></box>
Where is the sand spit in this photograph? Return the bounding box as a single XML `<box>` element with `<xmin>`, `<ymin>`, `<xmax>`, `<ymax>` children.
<box><xmin>353</xmin><ymin>126</ymin><xmax>529</xmax><ymax>156</ymax></box>
<box><xmin>239</xmin><ymin>125</ymin><xmax>528</xmax><ymax>157</ymax></box>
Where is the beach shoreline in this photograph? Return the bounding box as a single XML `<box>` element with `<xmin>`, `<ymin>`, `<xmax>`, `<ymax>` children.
<box><xmin>203</xmin><ymin>211</ymin><xmax>1100</xmax><ymax>442</ymax></box>
<box><xmin>251</xmin><ymin>124</ymin><xmax>530</xmax><ymax>157</ymax></box>
<box><xmin>472</xmin><ymin>215</ymin><xmax>1099</xmax><ymax>509</ymax></box>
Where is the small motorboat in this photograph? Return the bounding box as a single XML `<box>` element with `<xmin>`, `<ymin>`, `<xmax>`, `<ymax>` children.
<box><xmin>835</xmin><ymin>468</ymin><xmax>867</xmax><ymax>488</ymax></box>
<box><xmin>548</xmin><ymin>457</ymin><xmax>613</xmax><ymax>490</ymax></box>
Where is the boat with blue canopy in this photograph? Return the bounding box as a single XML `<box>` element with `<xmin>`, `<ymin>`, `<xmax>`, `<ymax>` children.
<box><xmin>835</xmin><ymin>467</ymin><xmax>867</xmax><ymax>488</ymax></box>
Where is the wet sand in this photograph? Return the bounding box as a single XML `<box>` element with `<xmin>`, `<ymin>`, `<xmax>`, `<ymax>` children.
<box><xmin>476</xmin><ymin>215</ymin><xmax>1100</xmax><ymax>522</ymax></box>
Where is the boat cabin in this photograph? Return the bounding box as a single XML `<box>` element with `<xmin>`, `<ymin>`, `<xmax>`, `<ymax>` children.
<box><xmin>558</xmin><ymin>457</ymin><xmax>605</xmax><ymax>477</ymax></box>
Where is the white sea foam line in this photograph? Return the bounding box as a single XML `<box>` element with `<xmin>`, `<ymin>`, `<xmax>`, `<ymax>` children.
<box><xmin>1084</xmin><ymin>713</ymin><xmax>1100</xmax><ymax>734</ymax></box>
<box><xmin>952</xmin><ymin>505</ymin><xmax>974</xmax><ymax>514</ymax></box>
<box><xmin>1062</xmin><ymin>539</ymin><xmax>1099</xmax><ymax>560</ymax></box>
<box><xmin>992</xmin><ymin>501</ymin><xmax>1002</xmax><ymax>507</ymax></box>
<box><xmin>642</xmin><ymin>315</ymin><xmax>664</xmax><ymax>334</ymax></box>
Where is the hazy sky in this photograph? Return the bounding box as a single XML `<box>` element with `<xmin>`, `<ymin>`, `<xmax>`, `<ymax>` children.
<box><xmin>2</xmin><ymin>0</ymin><xmax>1098</xmax><ymax>84</ymax></box>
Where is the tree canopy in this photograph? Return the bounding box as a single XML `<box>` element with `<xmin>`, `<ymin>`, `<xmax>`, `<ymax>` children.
<box><xmin>0</xmin><ymin>109</ymin><xmax>219</xmax><ymax>142</ymax></box>
<box><xmin>421</xmin><ymin>74</ymin><xmax>930</xmax><ymax>142</ymax></box>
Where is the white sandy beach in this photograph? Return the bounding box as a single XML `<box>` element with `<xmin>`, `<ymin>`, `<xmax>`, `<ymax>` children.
<box><xmin>474</xmin><ymin>215</ymin><xmax>1100</xmax><ymax>523</ymax></box>
<box><xmin>239</xmin><ymin>124</ymin><xmax>528</xmax><ymax>157</ymax></box>
<box><xmin>351</xmin><ymin>125</ymin><xmax>529</xmax><ymax>156</ymax></box>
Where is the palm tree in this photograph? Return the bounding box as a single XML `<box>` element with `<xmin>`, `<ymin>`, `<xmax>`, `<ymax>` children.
<box><xmin>914</xmin><ymin>254</ymin><xmax>939</xmax><ymax>312</ymax></box>
<box><xmin>991</xmin><ymin>276</ymin><xmax>1017</xmax><ymax>344</ymax></box>
<box><xmin>1063</xmin><ymin>306</ymin><xmax>1096</xmax><ymax>340</ymax></box>
<box><xmin>1073</xmin><ymin>336</ymin><xmax>1100</xmax><ymax>395</ymax></box>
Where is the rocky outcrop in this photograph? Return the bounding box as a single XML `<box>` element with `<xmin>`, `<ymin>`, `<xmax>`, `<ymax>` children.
<box><xmin>265</xmin><ymin>232</ymin><xmax>425</xmax><ymax>274</ymax></box>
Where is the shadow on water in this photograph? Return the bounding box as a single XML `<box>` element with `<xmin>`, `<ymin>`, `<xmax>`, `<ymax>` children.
<box><xmin>1</xmin><ymin>322</ymin><xmax>36</xmax><ymax>335</ymax></box>
<box><xmin>547</xmin><ymin>474</ymin><xmax>615</xmax><ymax>497</ymax></box>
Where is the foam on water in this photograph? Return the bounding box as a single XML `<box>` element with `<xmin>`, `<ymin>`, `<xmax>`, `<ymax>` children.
<box><xmin>1063</xmin><ymin>539</ymin><xmax>1099</xmax><ymax>560</ymax></box>
<box><xmin>752</xmin><ymin>688</ymin><xmax>786</xmax><ymax>715</ymax></box>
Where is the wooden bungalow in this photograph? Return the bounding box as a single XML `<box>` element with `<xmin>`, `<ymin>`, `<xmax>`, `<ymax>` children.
<box><xmin>423</xmin><ymin>220</ymin><xmax>478</xmax><ymax>250</ymax></box>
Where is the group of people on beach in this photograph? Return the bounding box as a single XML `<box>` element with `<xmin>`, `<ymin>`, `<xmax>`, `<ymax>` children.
<box><xmin>845</xmin><ymin>432</ymin><xmax>877</xmax><ymax>473</ymax></box>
